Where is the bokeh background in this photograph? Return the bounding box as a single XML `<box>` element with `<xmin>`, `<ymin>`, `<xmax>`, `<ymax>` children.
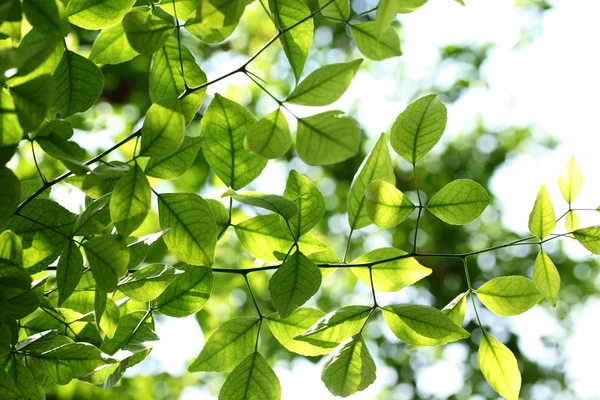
<box><xmin>9</xmin><ymin>0</ymin><xmax>600</xmax><ymax>398</ymax></box>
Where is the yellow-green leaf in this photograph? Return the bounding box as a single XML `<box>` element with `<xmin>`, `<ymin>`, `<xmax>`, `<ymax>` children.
<box><xmin>558</xmin><ymin>156</ymin><xmax>583</xmax><ymax>204</ymax></box>
<box><xmin>478</xmin><ymin>333</ymin><xmax>521</xmax><ymax>400</ymax></box>
<box><xmin>528</xmin><ymin>184</ymin><xmax>555</xmax><ymax>239</ymax></box>
<box><xmin>532</xmin><ymin>250</ymin><xmax>560</xmax><ymax>307</ymax></box>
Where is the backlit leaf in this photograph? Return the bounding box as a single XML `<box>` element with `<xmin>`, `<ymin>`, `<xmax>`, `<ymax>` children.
<box><xmin>351</xmin><ymin>22</ymin><xmax>402</xmax><ymax>61</ymax></box>
<box><xmin>110</xmin><ymin>165</ymin><xmax>151</xmax><ymax>237</ymax></box>
<box><xmin>123</xmin><ymin>9</ymin><xmax>175</xmax><ymax>55</ymax></box>
<box><xmin>67</xmin><ymin>0</ymin><xmax>136</xmax><ymax>30</ymax></box>
<box><xmin>266</xmin><ymin>308</ymin><xmax>330</xmax><ymax>356</ymax></box>
<box><xmin>83</xmin><ymin>235</ymin><xmax>130</xmax><ymax>292</ymax></box>
<box><xmin>56</xmin><ymin>241</ymin><xmax>84</xmax><ymax>306</ymax></box>
<box><xmin>0</xmin><ymin>167</ymin><xmax>20</xmax><ymax>226</ymax></box>
<box><xmin>90</xmin><ymin>21</ymin><xmax>139</xmax><ymax>64</ymax></box>
<box><xmin>227</xmin><ymin>190</ymin><xmax>298</xmax><ymax>221</ymax></box>
<box><xmin>533</xmin><ymin>250</ymin><xmax>560</xmax><ymax>307</ymax></box>
<box><xmin>118</xmin><ymin>264</ymin><xmax>182</xmax><ymax>302</ymax></box>
<box><xmin>145</xmin><ymin>136</ymin><xmax>204</xmax><ymax>179</ymax></box>
<box><xmin>573</xmin><ymin>225</ymin><xmax>600</xmax><ymax>254</ymax></box>
<box><xmin>364</xmin><ymin>180</ymin><xmax>414</xmax><ymax>228</ymax></box>
<box><xmin>478</xmin><ymin>333</ymin><xmax>521</xmax><ymax>400</ymax></box>
<box><xmin>528</xmin><ymin>185</ymin><xmax>555</xmax><ymax>239</ymax></box>
<box><xmin>441</xmin><ymin>292</ymin><xmax>467</xmax><ymax>326</ymax></box>
<box><xmin>558</xmin><ymin>156</ymin><xmax>583</xmax><ymax>204</ymax></box>
<box><xmin>218</xmin><ymin>352</ymin><xmax>281</xmax><ymax>400</ymax></box>
<box><xmin>427</xmin><ymin>179</ymin><xmax>489</xmax><ymax>225</ymax></box>
<box><xmin>475</xmin><ymin>276</ymin><xmax>542</xmax><ymax>316</ymax></box>
<box><xmin>139</xmin><ymin>101</ymin><xmax>185</xmax><ymax>157</ymax></box>
<box><xmin>319</xmin><ymin>0</ymin><xmax>349</xmax><ymax>21</ymax></box>
<box><xmin>283</xmin><ymin>170</ymin><xmax>326</xmax><ymax>237</ymax></box>
<box><xmin>154</xmin><ymin>264</ymin><xmax>212</xmax><ymax>317</ymax></box>
<box><xmin>245</xmin><ymin>109</ymin><xmax>291</xmax><ymax>159</ymax></box>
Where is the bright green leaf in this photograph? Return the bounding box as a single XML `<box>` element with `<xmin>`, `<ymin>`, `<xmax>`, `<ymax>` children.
<box><xmin>381</xmin><ymin>304</ymin><xmax>470</xmax><ymax>347</ymax></box>
<box><xmin>218</xmin><ymin>352</ymin><xmax>281</xmax><ymax>400</ymax></box>
<box><xmin>351</xmin><ymin>248</ymin><xmax>431</xmax><ymax>292</ymax></box>
<box><xmin>269</xmin><ymin>0</ymin><xmax>313</xmax><ymax>82</ymax></box>
<box><xmin>296</xmin><ymin>110</ymin><xmax>360</xmax><ymax>166</ymax></box>
<box><xmin>351</xmin><ymin>21</ymin><xmax>402</xmax><ymax>61</ymax></box>
<box><xmin>67</xmin><ymin>0</ymin><xmax>136</xmax><ymax>30</ymax></box>
<box><xmin>22</xmin><ymin>0</ymin><xmax>70</xmax><ymax>36</ymax></box>
<box><xmin>140</xmin><ymin>101</ymin><xmax>185</xmax><ymax>157</ymax></box>
<box><xmin>321</xmin><ymin>334</ymin><xmax>376</xmax><ymax>398</ymax></box>
<box><xmin>72</xmin><ymin>193</ymin><xmax>111</xmax><ymax>236</ymax></box>
<box><xmin>266</xmin><ymin>308</ymin><xmax>330</xmax><ymax>356</ymax></box>
<box><xmin>83</xmin><ymin>235</ymin><xmax>130</xmax><ymax>292</ymax></box>
<box><xmin>154</xmin><ymin>264</ymin><xmax>212</xmax><ymax>317</ymax></box>
<box><xmin>364</xmin><ymin>179</ymin><xmax>414</xmax><ymax>228</ymax></box>
<box><xmin>478</xmin><ymin>333</ymin><xmax>521</xmax><ymax>400</ymax></box>
<box><xmin>0</xmin><ymin>89</ymin><xmax>22</xmax><ymax>165</ymax></box>
<box><xmin>99</xmin><ymin>298</ymin><xmax>120</xmax><ymax>339</ymax></box>
<box><xmin>110</xmin><ymin>165</ymin><xmax>151</xmax><ymax>237</ymax></box>
<box><xmin>295</xmin><ymin>305</ymin><xmax>372</xmax><ymax>349</ymax></box>
<box><xmin>558</xmin><ymin>156</ymin><xmax>583</xmax><ymax>205</ymax></box>
<box><xmin>160</xmin><ymin>0</ymin><xmax>199</xmax><ymax>19</ymax></box>
<box><xmin>158</xmin><ymin>193</ymin><xmax>217</xmax><ymax>266</ymax></box>
<box><xmin>234</xmin><ymin>214</ymin><xmax>327</xmax><ymax>262</ymax></box>
<box><xmin>100</xmin><ymin>311</ymin><xmax>158</xmax><ymax>359</ymax></box>
<box><xmin>441</xmin><ymin>292</ymin><xmax>467</xmax><ymax>326</ymax></box>
<box><xmin>244</xmin><ymin>109</ymin><xmax>291</xmax><ymax>159</ymax></box>
<box><xmin>189</xmin><ymin>317</ymin><xmax>259</xmax><ymax>372</ymax></box>
<box><xmin>52</xmin><ymin>50</ymin><xmax>104</xmax><ymax>118</ymax></box>
<box><xmin>118</xmin><ymin>264</ymin><xmax>182</xmax><ymax>302</ymax></box>
<box><xmin>427</xmin><ymin>179</ymin><xmax>489</xmax><ymax>225</ymax></box>
<box><xmin>201</xmin><ymin>94</ymin><xmax>267</xmax><ymax>189</ymax></box>
<box><xmin>227</xmin><ymin>190</ymin><xmax>298</xmax><ymax>221</ymax></box>
<box><xmin>283</xmin><ymin>170</ymin><xmax>326</xmax><ymax>237</ymax></box>
<box><xmin>319</xmin><ymin>0</ymin><xmax>349</xmax><ymax>21</ymax></box>
<box><xmin>390</xmin><ymin>94</ymin><xmax>447</xmax><ymax>164</ymax></box>
<box><xmin>286</xmin><ymin>59</ymin><xmax>362</xmax><ymax>106</ymax></box>
<box><xmin>374</xmin><ymin>0</ymin><xmax>426</xmax><ymax>37</ymax></box>
<box><xmin>269</xmin><ymin>251</ymin><xmax>322</xmax><ymax>318</ymax></box>
<box><xmin>183</xmin><ymin>11</ymin><xmax>237</xmax><ymax>43</ymax></box>
<box><xmin>90</xmin><ymin>22</ymin><xmax>139</xmax><ymax>64</ymax></box>
<box><xmin>145</xmin><ymin>136</ymin><xmax>204</xmax><ymax>179</ymax></box>
<box><xmin>528</xmin><ymin>185</ymin><xmax>556</xmax><ymax>239</ymax></box>
<box><xmin>475</xmin><ymin>276</ymin><xmax>542</xmax><ymax>316</ymax></box>
<box><xmin>34</xmin><ymin>121</ymin><xmax>85</xmax><ymax>164</ymax></box>
<box><xmin>122</xmin><ymin>9</ymin><xmax>175</xmax><ymax>55</ymax></box>
<box><xmin>533</xmin><ymin>250</ymin><xmax>560</xmax><ymax>307</ymax></box>
<box><xmin>348</xmin><ymin>134</ymin><xmax>395</xmax><ymax>230</ymax></box>
<box><xmin>573</xmin><ymin>225</ymin><xmax>600</xmax><ymax>254</ymax></box>
<box><xmin>565</xmin><ymin>210</ymin><xmax>580</xmax><ymax>234</ymax></box>
<box><xmin>196</xmin><ymin>0</ymin><xmax>246</xmax><ymax>29</ymax></box>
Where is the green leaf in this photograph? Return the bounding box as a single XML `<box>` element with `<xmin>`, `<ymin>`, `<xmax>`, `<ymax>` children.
<box><xmin>10</xmin><ymin>75</ymin><xmax>54</xmax><ymax>132</ymax></box>
<box><xmin>565</xmin><ymin>210</ymin><xmax>580</xmax><ymax>234</ymax></box>
<box><xmin>90</xmin><ymin>21</ymin><xmax>139</xmax><ymax>64</ymax></box>
<box><xmin>126</xmin><ymin>229</ymin><xmax>170</xmax><ymax>270</ymax></box>
<box><xmin>0</xmin><ymin>367</ymin><xmax>20</xmax><ymax>399</ymax></box>
<box><xmin>286</xmin><ymin>59</ymin><xmax>362</xmax><ymax>106</ymax></box>
<box><xmin>321</xmin><ymin>335</ymin><xmax>376</xmax><ymax>398</ymax></box>
<box><xmin>160</xmin><ymin>0</ymin><xmax>199</xmax><ymax>19</ymax></box>
<box><xmin>0</xmin><ymin>89</ymin><xmax>22</xmax><ymax>166</ymax></box>
<box><xmin>83</xmin><ymin>235</ymin><xmax>130</xmax><ymax>292</ymax></box>
<box><xmin>309</xmin><ymin>247</ymin><xmax>339</xmax><ymax>279</ymax></box>
<box><xmin>8</xmin><ymin>358</ymin><xmax>45</xmax><ymax>400</ymax></box>
<box><xmin>100</xmin><ymin>311</ymin><xmax>158</xmax><ymax>359</ymax></box>
<box><xmin>319</xmin><ymin>0</ymin><xmax>349</xmax><ymax>21</ymax></box>
<box><xmin>0</xmin><ymin>167</ymin><xmax>20</xmax><ymax>227</ymax></box>
<box><xmin>67</xmin><ymin>0</ymin><xmax>136</xmax><ymax>30</ymax></box>
<box><xmin>7</xmin><ymin>28</ymin><xmax>59</xmax><ymax>77</ymax></box>
<box><xmin>351</xmin><ymin>21</ymin><xmax>402</xmax><ymax>61</ymax></box>
<box><xmin>31</xmin><ymin>342</ymin><xmax>114</xmax><ymax>385</ymax></box>
<box><xmin>269</xmin><ymin>251</ymin><xmax>322</xmax><ymax>318</ymax></box>
<box><xmin>266</xmin><ymin>308</ymin><xmax>330</xmax><ymax>356</ymax></box>
<box><xmin>296</xmin><ymin>110</ymin><xmax>360</xmax><ymax>166</ymax></box>
<box><xmin>34</xmin><ymin>121</ymin><xmax>85</xmax><ymax>163</ymax></box>
<box><xmin>99</xmin><ymin>298</ymin><xmax>120</xmax><ymax>339</ymax></box>
<box><xmin>244</xmin><ymin>109</ymin><xmax>291</xmax><ymax>159</ymax></box>
<box><xmin>475</xmin><ymin>276</ymin><xmax>542</xmax><ymax>316</ymax></box>
<box><xmin>364</xmin><ymin>180</ymin><xmax>414</xmax><ymax>228</ymax></box>
<box><xmin>234</xmin><ymin>214</ymin><xmax>327</xmax><ymax>262</ymax></box>
<box><xmin>528</xmin><ymin>185</ymin><xmax>555</xmax><ymax>240</ymax></box>
<box><xmin>478</xmin><ymin>333</ymin><xmax>521</xmax><ymax>400</ymax></box>
<box><xmin>158</xmin><ymin>193</ymin><xmax>217</xmax><ymax>266</ymax></box>
<box><xmin>123</xmin><ymin>9</ymin><xmax>175</xmax><ymax>55</ymax></box>
<box><xmin>201</xmin><ymin>94</ymin><xmax>267</xmax><ymax>189</ymax></box>
<box><xmin>183</xmin><ymin>11</ymin><xmax>237</xmax><ymax>43</ymax></box>
<box><xmin>72</xmin><ymin>193</ymin><xmax>112</xmax><ymax>236</ymax></box>
<box><xmin>558</xmin><ymin>156</ymin><xmax>583</xmax><ymax>205</ymax></box>
<box><xmin>6</xmin><ymin>278</ymin><xmax>45</xmax><ymax>319</ymax></box>
<box><xmin>52</xmin><ymin>50</ymin><xmax>103</xmax><ymax>118</ymax></box>
<box><xmin>56</xmin><ymin>241</ymin><xmax>84</xmax><ymax>306</ymax></box>
<box><xmin>15</xmin><ymin>330</ymin><xmax>58</xmax><ymax>352</ymax></box>
<box><xmin>6</xmin><ymin>199</ymin><xmax>75</xmax><ymax>273</ymax></box>
<box><xmin>283</xmin><ymin>170</ymin><xmax>326</xmax><ymax>237</ymax></box>
<box><xmin>196</xmin><ymin>0</ymin><xmax>246</xmax><ymax>29</ymax></box>
<box><xmin>22</xmin><ymin>0</ymin><xmax>69</xmax><ymax>36</ymax></box>
<box><xmin>67</xmin><ymin>162</ymin><xmax>130</xmax><ymax>199</ymax></box>
<box><xmin>573</xmin><ymin>225</ymin><xmax>600</xmax><ymax>254</ymax></box>
<box><xmin>145</xmin><ymin>136</ymin><xmax>204</xmax><ymax>179</ymax></box>
<box><xmin>189</xmin><ymin>317</ymin><xmax>259</xmax><ymax>372</ymax></box>
<box><xmin>441</xmin><ymin>292</ymin><xmax>467</xmax><ymax>326</ymax></box>
<box><xmin>207</xmin><ymin>199</ymin><xmax>229</xmax><ymax>235</ymax></box>
<box><xmin>110</xmin><ymin>165</ymin><xmax>151</xmax><ymax>237</ymax></box>
<box><xmin>227</xmin><ymin>190</ymin><xmax>298</xmax><ymax>220</ymax></box>
<box><xmin>140</xmin><ymin>101</ymin><xmax>185</xmax><ymax>157</ymax></box>
<box><xmin>118</xmin><ymin>264</ymin><xmax>182</xmax><ymax>302</ymax></box>
<box><xmin>390</xmin><ymin>94</ymin><xmax>447</xmax><ymax>164</ymax></box>
<box><xmin>381</xmin><ymin>304</ymin><xmax>470</xmax><ymax>347</ymax></box>
<box><xmin>150</xmin><ymin>38</ymin><xmax>207</xmax><ymax>126</ymax></box>
<box><xmin>427</xmin><ymin>179</ymin><xmax>489</xmax><ymax>225</ymax></box>
<box><xmin>295</xmin><ymin>305</ymin><xmax>372</xmax><ymax>348</ymax></box>
<box><xmin>533</xmin><ymin>250</ymin><xmax>560</xmax><ymax>307</ymax></box>
<box><xmin>351</xmin><ymin>248</ymin><xmax>431</xmax><ymax>292</ymax></box>
<box><xmin>374</xmin><ymin>0</ymin><xmax>426</xmax><ymax>37</ymax></box>
<box><xmin>154</xmin><ymin>264</ymin><xmax>212</xmax><ymax>317</ymax></box>
<box><xmin>0</xmin><ymin>230</ymin><xmax>31</xmax><ymax>290</ymax></box>
<box><xmin>347</xmin><ymin>134</ymin><xmax>395</xmax><ymax>230</ymax></box>
<box><xmin>218</xmin><ymin>352</ymin><xmax>281</xmax><ymax>400</ymax></box>
<box><xmin>269</xmin><ymin>0</ymin><xmax>313</xmax><ymax>82</ymax></box>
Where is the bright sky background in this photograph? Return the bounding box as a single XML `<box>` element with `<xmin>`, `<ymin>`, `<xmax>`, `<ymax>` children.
<box><xmin>113</xmin><ymin>0</ymin><xmax>600</xmax><ymax>398</ymax></box>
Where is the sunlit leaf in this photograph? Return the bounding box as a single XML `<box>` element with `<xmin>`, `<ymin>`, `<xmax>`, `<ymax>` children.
<box><xmin>245</xmin><ymin>109</ymin><xmax>291</xmax><ymax>159</ymax></box>
<box><xmin>110</xmin><ymin>165</ymin><xmax>151</xmax><ymax>237</ymax></box>
<box><xmin>573</xmin><ymin>225</ymin><xmax>600</xmax><ymax>254</ymax></box>
<box><xmin>364</xmin><ymin>180</ymin><xmax>414</xmax><ymax>228</ymax></box>
<box><xmin>528</xmin><ymin>185</ymin><xmax>555</xmax><ymax>239</ymax></box>
<box><xmin>283</xmin><ymin>170</ymin><xmax>326</xmax><ymax>237</ymax></box>
<box><xmin>145</xmin><ymin>136</ymin><xmax>204</xmax><ymax>180</ymax></box>
<box><xmin>558</xmin><ymin>156</ymin><xmax>583</xmax><ymax>204</ymax></box>
<box><xmin>118</xmin><ymin>264</ymin><xmax>182</xmax><ymax>302</ymax></box>
<box><xmin>227</xmin><ymin>190</ymin><xmax>298</xmax><ymax>221</ymax></box>
<box><xmin>478</xmin><ymin>333</ymin><xmax>521</xmax><ymax>400</ymax></box>
<box><xmin>56</xmin><ymin>241</ymin><xmax>83</xmax><ymax>306</ymax></box>
<box><xmin>319</xmin><ymin>0</ymin><xmax>349</xmax><ymax>21</ymax></box>
<box><xmin>427</xmin><ymin>179</ymin><xmax>489</xmax><ymax>225</ymax></box>
<box><xmin>532</xmin><ymin>250</ymin><xmax>560</xmax><ymax>307</ymax></box>
<box><xmin>154</xmin><ymin>264</ymin><xmax>212</xmax><ymax>317</ymax></box>
<box><xmin>67</xmin><ymin>0</ymin><xmax>136</xmax><ymax>30</ymax></box>
<box><xmin>10</xmin><ymin>75</ymin><xmax>54</xmax><ymax>132</ymax></box>
<box><xmin>295</xmin><ymin>305</ymin><xmax>372</xmax><ymax>348</ymax></box>
<box><xmin>351</xmin><ymin>22</ymin><xmax>402</xmax><ymax>61</ymax></box>
<box><xmin>90</xmin><ymin>22</ymin><xmax>139</xmax><ymax>64</ymax></box>
<box><xmin>475</xmin><ymin>276</ymin><xmax>542</xmax><ymax>316</ymax></box>
<box><xmin>441</xmin><ymin>292</ymin><xmax>467</xmax><ymax>326</ymax></box>
<box><xmin>123</xmin><ymin>9</ymin><xmax>174</xmax><ymax>55</ymax></box>
<box><xmin>140</xmin><ymin>101</ymin><xmax>185</xmax><ymax>157</ymax></box>
<box><xmin>266</xmin><ymin>308</ymin><xmax>330</xmax><ymax>356</ymax></box>
<box><xmin>83</xmin><ymin>235</ymin><xmax>130</xmax><ymax>292</ymax></box>
<box><xmin>218</xmin><ymin>352</ymin><xmax>281</xmax><ymax>400</ymax></box>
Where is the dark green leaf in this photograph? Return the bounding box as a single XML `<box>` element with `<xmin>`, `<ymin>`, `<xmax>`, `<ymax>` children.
<box><xmin>0</xmin><ymin>167</ymin><xmax>20</xmax><ymax>227</ymax></box>
<box><xmin>56</xmin><ymin>241</ymin><xmax>84</xmax><ymax>306</ymax></box>
<box><xmin>10</xmin><ymin>75</ymin><xmax>54</xmax><ymax>132</ymax></box>
<box><xmin>22</xmin><ymin>0</ymin><xmax>69</xmax><ymax>36</ymax></box>
<box><xmin>83</xmin><ymin>235</ymin><xmax>130</xmax><ymax>292</ymax></box>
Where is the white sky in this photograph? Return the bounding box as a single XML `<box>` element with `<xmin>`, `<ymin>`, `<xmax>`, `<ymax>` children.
<box><xmin>94</xmin><ymin>0</ymin><xmax>600</xmax><ymax>398</ymax></box>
